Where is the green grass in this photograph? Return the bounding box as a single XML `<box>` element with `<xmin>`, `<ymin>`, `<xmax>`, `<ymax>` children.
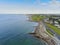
<box><xmin>46</xmin><ymin>23</ymin><xmax>60</xmax><ymax>35</ymax></box>
<box><xmin>31</xmin><ymin>15</ymin><xmax>46</xmax><ymax>22</ymax></box>
<box><xmin>46</xmin><ymin>30</ymin><xmax>53</xmax><ymax>36</ymax></box>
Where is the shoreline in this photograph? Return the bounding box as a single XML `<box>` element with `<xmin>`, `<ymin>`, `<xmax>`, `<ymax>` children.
<box><xmin>29</xmin><ymin>21</ymin><xmax>56</xmax><ymax>45</ymax></box>
<box><xmin>29</xmin><ymin>33</ymin><xmax>48</xmax><ymax>45</ymax></box>
<box><xmin>29</xmin><ymin>22</ymin><xmax>56</xmax><ymax>45</ymax></box>
<box><xmin>27</xmin><ymin>15</ymin><xmax>60</xmax><ymax>45</ymax></box>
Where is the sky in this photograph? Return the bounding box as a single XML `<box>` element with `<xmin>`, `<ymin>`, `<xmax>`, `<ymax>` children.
<box><xmin>0</xmin><ymin>0</ymin><xmax>60</xmax><ymax>14</ymax></box>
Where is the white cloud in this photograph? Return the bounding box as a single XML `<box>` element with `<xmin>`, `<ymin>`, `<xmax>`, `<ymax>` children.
<box><xmin>0</xmin><ymin>0</ymin><xmax>60</xmax><ymax>14</ymax></box>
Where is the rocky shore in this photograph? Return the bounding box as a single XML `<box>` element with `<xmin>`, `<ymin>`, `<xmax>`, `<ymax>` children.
<box><xmin>29</xmin><ymin>21</ymin><xmax>56</xmax><ymax>45</ymax></box>
<box><xmin>28</xmin><ymin>15</ymin><xmax>60</xmax><ymax>45</ymax></box>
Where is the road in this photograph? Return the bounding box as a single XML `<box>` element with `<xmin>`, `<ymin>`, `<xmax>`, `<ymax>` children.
<box><xmin>43</xmin><ymin>20</ymin><xmax>60</xmax><ymax>45</ymax></box>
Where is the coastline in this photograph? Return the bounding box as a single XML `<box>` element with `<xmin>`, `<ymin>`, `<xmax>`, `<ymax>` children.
<box><xmin>29</xmin><ymin>33</ymin><xmax>48</xmax><ymax>45</ymax></box>
<box><xmin>29</xmin><ymin>21</ymin><xmax>56</xmax><ymax>45</ymax></box>
<box><xmin>28</xmin><ymin>15</ymin><xmax>56</xmax><ymax>45</ymax></box>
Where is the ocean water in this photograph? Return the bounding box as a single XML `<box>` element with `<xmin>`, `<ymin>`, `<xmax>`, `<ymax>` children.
<box><xmin>0</xmin><ymin>14</ymin><xmax>46</xmax><ymax>45</ymax></box>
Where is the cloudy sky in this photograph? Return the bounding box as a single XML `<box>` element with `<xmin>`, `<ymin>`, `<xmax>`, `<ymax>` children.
<box><xmin>0</xmin><ymin>0</ymin><xmax>60</xmax><ymax>14</ymax></box>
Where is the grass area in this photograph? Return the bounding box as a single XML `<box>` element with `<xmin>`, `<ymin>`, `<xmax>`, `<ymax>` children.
<box><xmin>46</xmin><ymin>30</ymin><xmax>53</xmax><ymax>36</ymax></box>
<box><xmin>46</xmin><ymin>23</ymin><xmax>60</xmax><ymax>35</ymax></box>
<box><xmin>31</xmin><ymin>15</ymin><xmax>46</xmax><ymax>22</ymax></box>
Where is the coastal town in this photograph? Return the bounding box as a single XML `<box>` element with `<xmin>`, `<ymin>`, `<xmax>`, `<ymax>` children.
<box><xmin>28</xmin><ymin>14</ymin><xmax>60</xmax><ymax>45</ymax></box>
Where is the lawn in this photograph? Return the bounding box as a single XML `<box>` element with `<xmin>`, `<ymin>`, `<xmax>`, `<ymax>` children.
<box><xmin>46</xmin><ymin>23</ymin><xmax>60</xmax><ymax>35</ymax></box>
<box><xmin>46</xmin><ymin>30</ymin><xmax>53</xmax><ymax>36</ymax></box>
<box><xmin>31</xmin><ymin>15</ymin><xmax>46</xmax><ymax>22</ymax></box>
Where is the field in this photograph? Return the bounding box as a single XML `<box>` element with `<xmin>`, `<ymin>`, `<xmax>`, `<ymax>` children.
<box><xmin>46</xmin><ymin>23</ymin><xmax>60</xmax><ymax>35</ymax></box>
<box><xmin>31</xmin><ymin>15</ymin><xmax>46</xmax><ymax>22</ymax></box>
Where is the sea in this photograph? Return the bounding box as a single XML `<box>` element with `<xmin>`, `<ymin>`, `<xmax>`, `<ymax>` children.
<box><xmin>0</xmin><ymin>14</ymin><xmax>47</xmax><ymax>45</ymax></box>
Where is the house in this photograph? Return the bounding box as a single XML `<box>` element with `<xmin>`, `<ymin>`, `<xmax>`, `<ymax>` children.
<box><xmin>54</xmin><ymin>21</ymin><xmax>59</xmax><ymax>27</ymax></box>
<box><xmin>48</xmin><ymin>16</ymin><xmax>60</xmax><ymax>28</ymax></box>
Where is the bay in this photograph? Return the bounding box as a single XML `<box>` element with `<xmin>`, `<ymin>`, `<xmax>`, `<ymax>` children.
<box><xmin>0</xmin><ymin>14</ymin><xmax>46</xmax><ymax>45</ymax></box>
